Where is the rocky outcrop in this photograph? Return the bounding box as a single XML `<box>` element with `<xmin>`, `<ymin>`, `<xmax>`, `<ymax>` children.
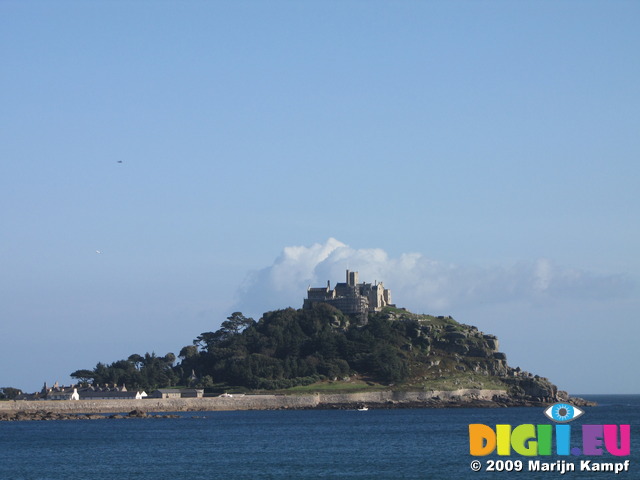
<box><xmin>377</xmin><ymin>310</ymin><xmax>591</xmax><ymax>407</ymax></box>
<box><xmin>0</xmin><ymin>408</ymin><xmax>180</xmax><ymax>421</ymax></box>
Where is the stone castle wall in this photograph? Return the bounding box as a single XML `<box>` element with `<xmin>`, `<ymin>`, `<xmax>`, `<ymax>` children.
<box><xmin>0</xmin><ymin>389</ymin><xmax>508</xmax><ymax>414</ymax></box>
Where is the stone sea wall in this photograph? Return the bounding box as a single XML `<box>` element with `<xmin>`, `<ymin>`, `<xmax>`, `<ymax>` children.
<box><xmin>0</xmin><ymin>389</ymin><xmax>509</xmax><ymax>414</ymax></box>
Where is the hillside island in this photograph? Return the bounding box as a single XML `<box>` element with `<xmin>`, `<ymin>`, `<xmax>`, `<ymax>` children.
<box><xmin>1</xmin><ymin>270</ymin><xmax>592</xmax><ymax>419</ymax></box>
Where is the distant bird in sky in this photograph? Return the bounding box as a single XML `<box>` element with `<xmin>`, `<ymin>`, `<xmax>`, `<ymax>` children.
<box><xmin>95</xmin><ymin>250</ymin><xmax>102</xmax><ymax>254</ymax></box>
<box><xmin>117</xmin><ymin>160</ymin><xmax>123</xmax><ymax>164</ymax></box>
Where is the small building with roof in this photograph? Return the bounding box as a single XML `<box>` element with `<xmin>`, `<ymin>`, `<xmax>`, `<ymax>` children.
<box><xmin>150</xmin><ymin>389</ymin><xmax>204</xmax><ymax>399</ymax></box>
<box><xmin>47</xmin><ymin>387</ymin><xmax>80</xmax><ymax>401</ymax></box>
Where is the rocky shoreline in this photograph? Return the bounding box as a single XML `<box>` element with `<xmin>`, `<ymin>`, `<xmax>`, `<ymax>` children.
<box><xmin>0</xmin><ymin>409</ymin><xmax>180</xmax><ymax>422</ymax></box>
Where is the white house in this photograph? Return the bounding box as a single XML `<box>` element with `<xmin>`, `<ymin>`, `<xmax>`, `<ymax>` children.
<box><xmin>47</xmin><ymin>388</ymin><xmax>79</xmax><ymax>401</ymax></box>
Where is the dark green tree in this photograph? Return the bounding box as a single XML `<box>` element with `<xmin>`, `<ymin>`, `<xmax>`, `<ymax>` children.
<box><xmin>70</xmin><ymin>369</ymin><xmax>96</xmax><ymax>384</ymax></box>
<box><xmin>221</xmin><ymin>312</ymin><xmax>255</xmax><ymax>335</ymax></box>
<box><xmin>0</xmin><ymin>387</ymin><xmax>22</xmax><ymax>400</ymax></box>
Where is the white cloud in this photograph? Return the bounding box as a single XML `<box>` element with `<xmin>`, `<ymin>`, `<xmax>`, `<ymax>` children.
<box><xmin>233</xmin><ymin>238</ymin><xmax>633</xmax><ymax>318</ymax></box>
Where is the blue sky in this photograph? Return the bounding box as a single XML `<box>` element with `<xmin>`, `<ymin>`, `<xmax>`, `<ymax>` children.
<box><xmin>1</xmin><ymin>1</ymin><xmax>638</xmax><ymax>394</ymax></box>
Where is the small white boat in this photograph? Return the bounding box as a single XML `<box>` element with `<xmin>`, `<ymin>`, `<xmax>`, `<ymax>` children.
<box><xmin>357</xmin><ymin>406</ymin><xmax>369</xmax><ymax>411</ymax></box>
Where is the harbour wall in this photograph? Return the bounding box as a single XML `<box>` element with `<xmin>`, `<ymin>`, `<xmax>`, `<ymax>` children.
<box><xmin>0</xmin><ymin>389</ymin><xmax>508</xmax><ymax>414</ymax></box>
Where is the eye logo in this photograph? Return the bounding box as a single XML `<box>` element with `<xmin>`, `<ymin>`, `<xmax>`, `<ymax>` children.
<box><xmin>543</xmin><ymin>403</ymin><xmax>584</xmax><ymax>423</ymax></box>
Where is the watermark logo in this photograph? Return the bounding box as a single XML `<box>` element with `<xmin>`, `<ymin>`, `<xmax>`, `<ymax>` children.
<box><xmin>467</xmin><ymin>403</ymin><xmax>631</xmax><ymax>474</ymax></box>
<box><xmin>543</xmin><ymin>403</ymin><xmax>584</xmax><ymax>423</ymax></box>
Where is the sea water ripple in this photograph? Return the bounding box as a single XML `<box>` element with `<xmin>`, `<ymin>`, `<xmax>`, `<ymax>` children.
<box><xmin>0</xmin><ymin>394</ymin><xmax>638</xmax><ymax>480</ymax></box>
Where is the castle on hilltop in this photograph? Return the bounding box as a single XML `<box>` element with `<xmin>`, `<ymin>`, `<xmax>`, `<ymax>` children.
<box><xmin>303</xmin><ymin>270</ymin><xmax>393</xmax><ymax>321</ymax></box>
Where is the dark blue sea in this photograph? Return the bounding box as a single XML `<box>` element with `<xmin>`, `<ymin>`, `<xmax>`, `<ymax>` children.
<box><xmin>1</xmin><ymin>394</ymin><xmax>637</xmax><ymax>479</ymax></box>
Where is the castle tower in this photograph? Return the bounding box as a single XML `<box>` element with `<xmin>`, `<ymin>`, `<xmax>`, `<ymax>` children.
<box><xmin>346</xmin><ymin>269</ymin><xmax>359</xmax><ymax>286</ymax></box>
